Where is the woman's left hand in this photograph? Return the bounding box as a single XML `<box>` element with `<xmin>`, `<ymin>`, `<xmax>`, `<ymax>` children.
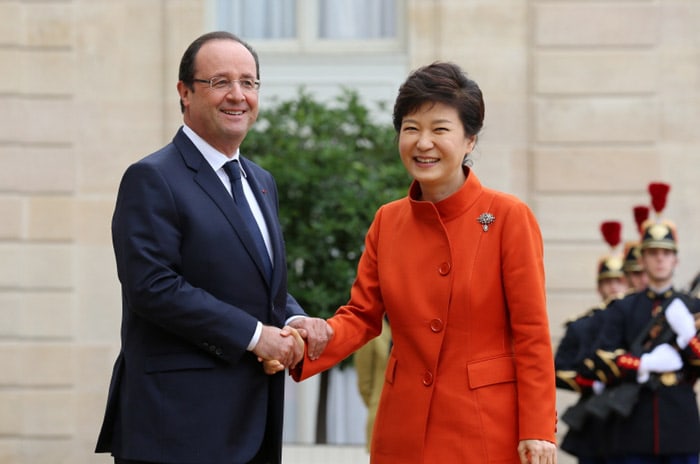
<box><xmin>517</xmin><ymin>439</ymin><xmax>556</xmax><ymax>464</ymax></box>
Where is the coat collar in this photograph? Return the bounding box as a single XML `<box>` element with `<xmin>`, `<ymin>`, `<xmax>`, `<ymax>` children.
<box><xmin>408</xmin><ymin>167</ymin><xmax>484</xmax><ymax>222</ymax></box>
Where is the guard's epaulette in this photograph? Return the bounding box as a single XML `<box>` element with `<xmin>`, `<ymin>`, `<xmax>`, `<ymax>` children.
<box><xmin>555</xmin><ymin>370</ymin><xmax>581</xmax><ymax>392</ymax></box>
<box><xmin>563</xmin><ymin>305</ymin><xmax>602</xmax><ymax>326</ymax></box>
<box><xmin>602</xmin><ymin>292</ymin><xmax>625</xmax><ymax>306</ymax></box>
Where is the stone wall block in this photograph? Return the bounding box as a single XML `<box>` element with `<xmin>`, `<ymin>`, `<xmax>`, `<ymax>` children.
<box><xmin>24</xmin><ymin>2</ymin><xmax>74</xmax><ymax>48</ymax></box>
<box><xmin>0</xmin><ymin>146</ymin><xmax>77</xmax><ymax>194</ymax></box>
<box><xmin>543</xmin><ymin>243</ymin><xmax>602</xmax><ymax>290</ymax></box>
<box><xmin>0</xmin><ymin>293</ymin><xmax>21</xmax><ymax>337</ymax></box>
<box><xmin>0</xmin><ymin>49</ymin><xmax>20</xmax><ymax>93</ymax></box>
<box><xmin>533</xmin><ymin>147</ymin><xmax>660</xmax><ymax>192</ymax></box>
<box><xmin>0</xmin><ymin>392</ymin><xmax>22</xmax><ymax>435</ymax></box>
<box><xmin>0</xmin><ymin>344</ymin><xmax>21</xmax><ymax>386</ymax></box>
<box><xmin>0</xmin><ymin>2</ymin><xmax>22</xmax><ymax>45</ymax></box>
<box><xmin>0</xmin><ymin>244</ymin><xmax>74</xmax><ymax>289</ymax></box>
<box><xmin>534</xmin><ymin>97</ymin><xmax>659</xmax><ymax>143</ymax></box>
<box><xmin>534</xmin><ymin>50</ymin><xmax>657</xmax><ymax>94</ymax></box>
<box><xmin>534</xmin><ymin>193</ymin><xmax>651</xmax><ymax>242</ymax></box>
<box><xmin>0</xmin><ymin>245</ymin><xmax>23</xmax><ymax>288</ymax></box>
<box><xmin>535</xmin><ymin>3</ymin><xmax>659</xmax><ymax>46</ymax></box>
<box><xmin>20</xmin><ymin>292</ymin><xmax>74</xmax><ymax>339</ymax></box>
<box><xmin>15</xmin><ymin>97</ymin><xmax>74</xmax><ymax>145</ymax></box>
<box><xmin>21</xmin><ymin>344</ymin><xmax>75</xmax><ymax>386</ymax></box>
<box><xmin>0</xmin><ymin>196</ymin><xmax>24</xmax><ymax>239</ymax></box>
<box><xmin>22</xmin><ymin>49</ymin><xmax>75</xmax><ymax>96</ymax></box>
<box><xmin>28</xmin><ymin>196</ymin><xmax>75</xmax><ymax>241</ymax></box>
<box><xmin>16</xmin><ymin>440</ymin><xmax>73</xmax><ymax>464</ymax></box>
<box><xmin>21</xmin><ymin>390</ymin><xmax>75</xmax><ymax>436</ymax></box>
<box><xmin>0</xmin><ymin>343</ymin><xmax>75</xmax><ymax>386</ymax></box>
<box><xmin>661</xmin><ymin>95</ymin><xmax>700</xmax><ymax>143</ymax></box>
<box><xmin>24</xmin><ymin>244</ymin><xmax>75</xmax><ymax>289</ymax></box>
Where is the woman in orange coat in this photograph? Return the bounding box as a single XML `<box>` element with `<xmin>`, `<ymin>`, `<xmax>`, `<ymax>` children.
<box><xmin>288</xmin><ymin>62</ymin><xmax>558</xmax><ymax>463</ymax></box>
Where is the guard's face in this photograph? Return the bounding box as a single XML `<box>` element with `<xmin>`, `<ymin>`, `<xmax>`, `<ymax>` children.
<box><xmin>598</xmin><ymin>277</ymin><xmax>628</xmax><ymax>300</ymax></box>
<box><xmin>641</xmin><ymin>248</ymin><xmax>677</xmax><ymax>285</ymax></box>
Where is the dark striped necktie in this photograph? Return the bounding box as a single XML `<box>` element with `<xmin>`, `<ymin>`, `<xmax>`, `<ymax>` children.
<box><xmin>223</xmin><ymin>159</ymin><xmax>272</xmax><ymax>280</ymax></box>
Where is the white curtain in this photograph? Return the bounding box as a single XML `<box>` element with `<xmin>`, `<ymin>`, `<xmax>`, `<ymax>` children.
<box><xmin>283</xmin><ymin>367</ymin><xmax>367</xmax><ymax>445</ymax></box>
<box><xmin>217</xmin><ymin>0</ymin><xmax>297</xmax><ymax>39</ymax></box>
<box><xmin>217</xmin><ymin>0</ymin><xmax>396</xmax><ymax>40</ymax></box>
<box><xmin>319</xmin><ymin>0</ymin><xmax>396</xmax><ymax>39</ymax></box>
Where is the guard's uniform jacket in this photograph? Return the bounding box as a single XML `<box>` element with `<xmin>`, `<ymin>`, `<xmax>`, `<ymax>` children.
<box><xmin>556</xmin><ymin>303</ymin><xmax>614</xmax><ymax>459</ymax></box>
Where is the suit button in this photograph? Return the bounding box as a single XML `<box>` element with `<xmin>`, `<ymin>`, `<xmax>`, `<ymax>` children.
<box><xmin>430</xmin><ymin>319</ymin><xmax>443</xmax><ymax>333</ymax></box>
<box><xmin>215</xmin><ymin>348</ymin><xmax>223</xmax><ymax>356</ymax></box>
<box><xmin>423</xmin><ymin>371</ymin><xmax>434</xmax><ymax>386</ymax></box>
<box><xmin>438</xmin><ymin>262</ymin><xmax>451</xmax><ymax>275</ymax></box>
<box><xmin>209</xmin><ymin>345</ymin><xmax>217</xmax><ymax>352</ymax></box>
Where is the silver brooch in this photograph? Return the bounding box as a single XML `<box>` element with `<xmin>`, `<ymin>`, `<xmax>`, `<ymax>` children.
<box><xmin>477</xmin><ymin>213</ymin><xmax>495</xmax><ymax>232</ymax></box>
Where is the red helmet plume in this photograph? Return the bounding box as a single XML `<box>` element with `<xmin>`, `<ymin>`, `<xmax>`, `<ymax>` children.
<box><xmin>648</xmin><ymin>182</ymin><xmax>670</xmax><ymax>214</ymax></box>
<box><xmin>633</xmin><ymin>205</ymin><xmax>650</xmax><ymax>235</ymax></box>
<box><xmin>600</xmin><ymin>221</ymin><xmax>622</xmax><ymax>249</ymax></box>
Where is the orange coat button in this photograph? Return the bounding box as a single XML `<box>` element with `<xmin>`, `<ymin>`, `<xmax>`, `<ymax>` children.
<box><xmin>430</xmin><ymin>319</ymin><xmax>443</xmax><ymax>332</ymax></box>
<box><xmin>438</xmin><ymin>262</ymin><xmax>451</xmax><ymax>275</ymax></box>
<box><xmin>423</xmin><ymin>371</ymin><xmax>434</xmax><ymax>386</ymax></box>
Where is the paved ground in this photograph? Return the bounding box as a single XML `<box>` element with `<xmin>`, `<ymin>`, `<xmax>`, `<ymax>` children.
<box><xmin>283</xmin><ymin>445</ymin><xmax>369</xmax><ymax>464</ymax></box>
<box><xmin>282</xmin><ymin>444</ymin><xmax>577</xmax><ymax>464</ymax></box>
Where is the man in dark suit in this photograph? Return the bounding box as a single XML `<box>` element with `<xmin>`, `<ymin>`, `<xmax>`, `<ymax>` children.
<box><xmin>95</xmin><ymin>31</ymin><xmax>332</xmax><ymax>464</ymax></box>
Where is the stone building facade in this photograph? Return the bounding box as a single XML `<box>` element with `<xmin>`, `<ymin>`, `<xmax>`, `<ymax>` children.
<box><xmin>1</xmin><ymin>1</ymin><xmax>699</xmax><ymax>463</ymax></box>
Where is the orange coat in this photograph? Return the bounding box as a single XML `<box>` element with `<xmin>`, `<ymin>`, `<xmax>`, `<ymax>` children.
<box><xmin>294</xmin><ymin>171</ymin><xmax>557</xmax><ymax>463</ymax></box>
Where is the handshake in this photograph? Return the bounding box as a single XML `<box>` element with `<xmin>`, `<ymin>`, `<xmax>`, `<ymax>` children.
<box><xmin>253</xmin><ymin>317</ymin><xmax>333</xmax><ymax>375</ymax></box>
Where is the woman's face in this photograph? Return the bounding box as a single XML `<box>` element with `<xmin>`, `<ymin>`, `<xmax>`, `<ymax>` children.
<box><xmin>398</xmin><ymin>102</ymin><xmax>476</xmax><ymax>202</ymax></box>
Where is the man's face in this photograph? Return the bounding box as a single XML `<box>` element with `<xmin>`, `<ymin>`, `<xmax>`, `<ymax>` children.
<box><xmin>598</xmin><ymin>277</ymin><xmax>628</xmax><ymax>300</ymax></box>
<box><xmin>641</xmin><ymin>248</ymin><xmax>677</xmax><ymax>286</ymax></box>
<box><xmin>177</xmin><ymin>39</ymin><xmax>259</xmax><ymax>156</ymax></box>
<box><xmin>625</xmin><ymin>270</ymin><xmax>648</xmax><ymax>292</ymax></box>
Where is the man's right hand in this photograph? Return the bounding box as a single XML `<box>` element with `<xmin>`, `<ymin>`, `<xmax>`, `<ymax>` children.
<box><xmin>253</xmin><ymin>325</ymin><xmax>305</xmax><ymax>371</ymax></box>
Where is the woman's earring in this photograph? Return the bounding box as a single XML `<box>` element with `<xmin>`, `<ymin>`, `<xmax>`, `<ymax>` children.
<box><xmin>462</xmin><ymin>153</ymin><xmax>473</xmax><ymax>167</ymax></box>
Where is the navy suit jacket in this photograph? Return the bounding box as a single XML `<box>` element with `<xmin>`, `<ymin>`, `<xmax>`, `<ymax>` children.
<box><xmin>95</xmin><ymin>128</ymin><xmax>306</xmax><ymax>463</ymax></box>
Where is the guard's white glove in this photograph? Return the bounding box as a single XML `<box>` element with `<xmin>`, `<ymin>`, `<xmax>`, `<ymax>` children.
<box><xmin>637</xmin><ymin>343</ymin><xmax>682</xmax><ymax>383</ymax></box>
<box><xmin>666</xmin><ymin>298</ymin><xmax>697</xmax><ymax>349</ymax></box>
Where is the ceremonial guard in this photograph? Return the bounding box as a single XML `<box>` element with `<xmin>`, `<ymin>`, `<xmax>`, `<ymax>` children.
<box><xmin>586</xmin><ymin>182</ymin><xmax>700</xmax><ymax>464</ymax></box>
<box><xmin>556</xmin><ymin>221</ymin><xmax>628</xmax><ymax>464</ymax></box>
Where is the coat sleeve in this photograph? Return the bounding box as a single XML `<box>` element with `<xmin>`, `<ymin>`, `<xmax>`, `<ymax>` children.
<box><xmin>291</xmin><ymin>207</ymin><xmax>387</xmax><ymax>381</ymax></box>
<box><xmin>501</xmin><ymin>201</ymin><xmax>558</xmax><ymax>443</ymax></box>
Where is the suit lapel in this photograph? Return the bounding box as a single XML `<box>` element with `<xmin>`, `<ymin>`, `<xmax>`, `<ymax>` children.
<box><xmin>173</xmin><ymin>130</ymin><xmax>273</xmax><ymax>286</ymax></box>
<box><xmin>239</xmin><ymin>157</ymin><xmax>284</xmax><ymax>292</ymax></box>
